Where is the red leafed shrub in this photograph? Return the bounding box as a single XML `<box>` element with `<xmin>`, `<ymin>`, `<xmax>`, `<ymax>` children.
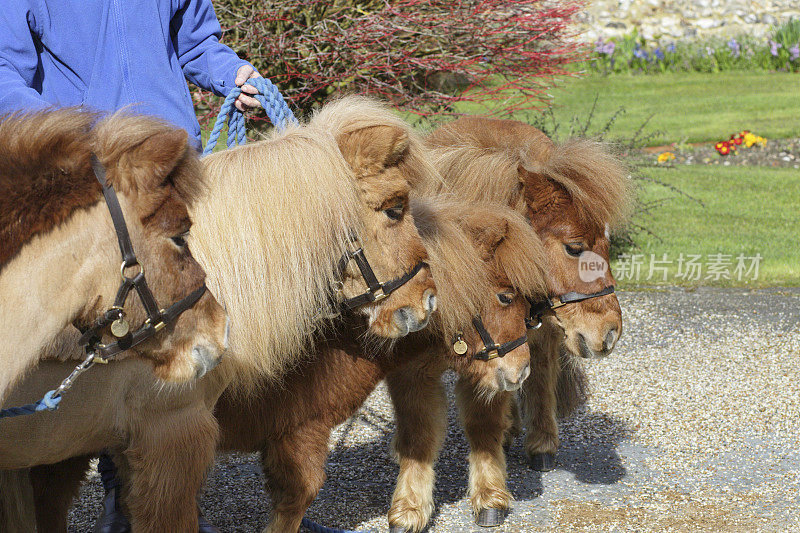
<box><xmin>196</xmin><ymin>0</ymin><xmax>586</xmax><ymax>127</ymax></box>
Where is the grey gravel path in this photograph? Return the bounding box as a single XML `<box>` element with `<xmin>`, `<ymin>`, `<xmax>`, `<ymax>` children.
<box><xmin>68</xmin><ymin>287</ymin><xmax>800</xmax><ymax>532</ymax></box>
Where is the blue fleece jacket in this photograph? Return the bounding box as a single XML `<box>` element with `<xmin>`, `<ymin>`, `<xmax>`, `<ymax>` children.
<box><xmin>0</xmin><ymin>0</ymin><xmax>252</xmax><ymax>148</ymax></box>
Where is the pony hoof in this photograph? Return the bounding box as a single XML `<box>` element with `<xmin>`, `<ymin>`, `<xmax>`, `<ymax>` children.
<box><xmin>476</xmin><ymin>508</ymin><xmax>506</xmax><ymax>527</ymax></box>
<box><xmin>528</xmin><ymin>452</ymin><xmax>556</xmax><ymax>472</ymax></box>
<box><xmin>389</xmin><ymin>527</ymin><xmax>413</xmax><ymax>533</ymax></box>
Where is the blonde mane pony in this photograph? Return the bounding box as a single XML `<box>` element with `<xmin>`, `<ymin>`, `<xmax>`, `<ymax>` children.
<box><xmin>309</xmin><ymin>96</ymin><xmax>443</xmax><ymax>191</ymax></box>
<box><xmin>191</xmin><ymin>124</ymin><xmax>363</xmax><ymax>382</ymax></box>
<box><xmin>425</xmin><ymin>116</ymin><xmax>632</xmax><ymax>229</ymax></box>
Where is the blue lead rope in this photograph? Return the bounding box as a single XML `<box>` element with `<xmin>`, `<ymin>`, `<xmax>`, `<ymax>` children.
<box><xmin>202</xmin><ymin>76</ymin><xmax>298</xmax><ymax>155</ymax></box>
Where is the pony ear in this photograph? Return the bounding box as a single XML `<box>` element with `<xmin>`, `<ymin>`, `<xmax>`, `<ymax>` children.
<box><xmin>336</xmin><ymin>125</ymin><xmax>410</xmax><ymax>176</ymax></box>
<box><xmin>115</xmin><ymin>129</ymin><xmax>189</xmax><ymax>195</ymax></box>
<box><xmin>467</xmin><ymin>215</ymin><xmax>509</xmax><ymax>259</ymax></box>
<box><xmin>138</xmin><ymin>129</ymin><xmax>190</xmax><ymax>184</ymax></box>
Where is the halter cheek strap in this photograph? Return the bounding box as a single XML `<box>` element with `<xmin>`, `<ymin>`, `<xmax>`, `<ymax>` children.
<box><xmin>470</xmin><ymin>316</ymin><xmax>529</xmax><ymax>361</ymax></box>
<box><xmin>336</xmin><ymin>240</ymin><xmax>427</xmax><ymax>313</ymax></box>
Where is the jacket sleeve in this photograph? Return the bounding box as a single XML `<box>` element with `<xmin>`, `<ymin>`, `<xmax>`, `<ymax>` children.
<box><xmin>171</xmin><ymin>0</ymin><xmax>254</xmax><ymax>97</ymax></box>
<box><xmin>0</xmin><ymin>3</ymin><xmax>51</xmax><ymax>114</ymax></box>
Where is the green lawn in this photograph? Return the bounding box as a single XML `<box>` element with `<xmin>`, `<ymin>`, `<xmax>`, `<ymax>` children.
<box><xmin>458</xmin><ymin>72</ymin><xmax>800</xmax><ymax>147</ymax></box>
<box><xmin>614</xmin><ymin>165</ymin><xmax>800</xmax><ymax>288</ymax></box>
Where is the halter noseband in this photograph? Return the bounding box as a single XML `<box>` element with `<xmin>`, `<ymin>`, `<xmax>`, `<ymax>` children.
<box><xmin>526</xmin><ymin>285</ymin><xmax>616</xmax><ymax>329</ymax></box>
<box><xmin>78</xmin><ymin>155</ymin><xmax>208</xmax><ymax>362</ymax></box>
<box><xmin>452</xmin><ymin>285</ymin><xmax>616</xmax><ymax>362</ymax></box>
<box><xmin>336</xmin><ymin>237</ymin><xmax>426</xmax><ymax>313</ymax></box>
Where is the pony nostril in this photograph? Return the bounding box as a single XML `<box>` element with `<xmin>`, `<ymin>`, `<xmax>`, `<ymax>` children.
<box><xmin>604</xmin><ymin>327</ymin><xmax>618</xmax><ymax>351</ymax></box>
<box><xmin>192</xmin><ymin>345</ymin><xmax>221</xmax><ymax>379</ymax></box>
<box><xmin>520</xmin><ymin>363</ymin><xmax>531</xmax><ymax>384</ymax></box>
<box><xmin>424</xmin><ymin>290</ymin><xmax>438</xmax><ymax>314</ymax></box>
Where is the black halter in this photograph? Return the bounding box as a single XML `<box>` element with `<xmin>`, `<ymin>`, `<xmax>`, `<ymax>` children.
<box><xmin>467</xmin><ymin>316</ymin><xmax>529</xmax><ymax>361</ymax></box>
<box><xmin>77</xmin><ymin>155</ymin><xmax>208</xmax><ymax>362</ymax></box>
<box><xmin>335</xmin><ymin>238</ymin><xmax>426</xmax><ymax>313</ymax></box>
<box><xmin>453</xmin><ymin>285</ymin><xmax>616</xmax><ymax>362</ymax></box>
<box><xmin>526</xmin><ymin>285</ymin><xmax>616</xmax><ymax>328</ymax></box>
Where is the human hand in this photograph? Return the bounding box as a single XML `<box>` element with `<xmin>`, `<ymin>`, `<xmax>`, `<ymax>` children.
<box><xmin>234</xmin><ymin>65</ymin><xmax>261</xmax><ymax>112</ymax></box>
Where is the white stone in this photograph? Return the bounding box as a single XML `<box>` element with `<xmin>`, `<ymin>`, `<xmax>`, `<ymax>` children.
<box><xmin>695</xmin><ymin>17</ymin><xmax>722</xmax><ymax>29</ymax></box>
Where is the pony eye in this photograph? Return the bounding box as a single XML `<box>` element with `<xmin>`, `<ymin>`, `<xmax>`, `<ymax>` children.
<box><xmin>170</xmin><ymin>233</ymin><xmax>188</xmax><ymax>248</ymax></box>
<box><xmin>384</xmin><ymin>202</ymin><xmax>405</xmax><ymax>221</ymax></box>
<box><xmin>497</xmin><ymin>292</ymin><xmax>514</xmax><ymax>305</ymax></box>
<box><xmin>564</xmin><ymin>243</ymin><xmax>584</xmax><ymax>257</ymax></box>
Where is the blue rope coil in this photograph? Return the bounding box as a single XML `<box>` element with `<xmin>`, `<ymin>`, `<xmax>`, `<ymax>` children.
<box><xmin>0</xmin><ymin>390</ymin><xmax>61</xmax><ymax>419</ymax></box>
<box><xmin>301</xmin><ymin>517</ymin><xmax>375</xmax><ymax>533</ymax></box>
<box><xmin>203</xmin><ymin>76</ymin><xmax>297</xmax><ymax>156</ymax></box>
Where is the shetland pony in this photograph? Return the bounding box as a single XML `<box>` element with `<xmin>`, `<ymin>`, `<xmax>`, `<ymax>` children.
<box><xmin>425</xmin><ymin>115</ymin><xmax>632</xmax><ymax>472</ymax></box>
<box><xmin>210</xmin><ymin>198</ymin><xmax>547</xmax><ymax>533</ymax></box>
<box><xmin>0</xmin><ymin>109</ymin><xmax>229</xmax><ymax>404</ymax></box>
<box><xmin>0</xmin><ymin>97</ymin><xmax>440</xmax><ymax>533</ymax></box>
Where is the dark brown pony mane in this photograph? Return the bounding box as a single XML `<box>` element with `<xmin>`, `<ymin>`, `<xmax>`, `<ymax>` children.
<box><xmin>0</xmin><ymin>108</ymin><xmax>198</xmax><ymax>269</ymax></box>
<box><xmin>426</xmin><ymin>116</ymin><xmax>632</xmax><ymax>231</ymax></box>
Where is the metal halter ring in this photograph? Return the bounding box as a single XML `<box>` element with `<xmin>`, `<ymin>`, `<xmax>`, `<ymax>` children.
<box><xmin>120</xmin><ymin>260</ymin><xmax>144</xmax><ymax>281</ymax></box>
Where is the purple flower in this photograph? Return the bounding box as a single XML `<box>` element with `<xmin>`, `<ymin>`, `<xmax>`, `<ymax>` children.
<box><xmin>727</xmin><ymin>38</ymin><xmax>740</xmax><ymax>57</ymax></box>
<box><xmin>595</xmin><ymin>37</ymin><xmax>605</xmax><ymax>53</ymax></box>
<box><xmin>602</xmin><ymin>41</ymin><xmax>616</xmax><ymax>55</ymax></box>
<box><xmin>667</xmin><ymin>42</ymin><xmax>676</xmax><ymax>53</ymax></box>
<box><xmin>654</xmin><ymin>47</ymin><xmax>665</xmax><ymax>60</ymax></box>
<box><xmin>790</xmin><ymin>44</ymin><xmax>799</xmax><ymax>61</ymax></box>
<box><xmin>770</xmin><ymin>40</ymin><xmax>782</xmax><ymax>56</ymax></box>
<box><xmin>706</xmin><ymin>46</ymin><xmax>715</xmax><ymax>56</ymax></box>
<box><xmin>633</xmin><ymin>47</ymin><xmax>648</xmax><ymax>60</ymax></box>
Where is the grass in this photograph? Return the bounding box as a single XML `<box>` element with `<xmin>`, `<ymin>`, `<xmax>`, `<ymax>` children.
<box><xmin>615</xmin><ymin>165</ymin><xmax>800</xmax><ymax>288</ymax></box>
<box><xmin>456</xmin><ymin>71</ymin><xmax>800</xmax><ymax>147</ymax></box>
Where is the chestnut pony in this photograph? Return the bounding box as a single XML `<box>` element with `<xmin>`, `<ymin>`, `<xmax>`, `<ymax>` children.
<box><xmin>1</xmin><ymin>97</ymin><xmax>437</xmax><ymax>532</ymax></box>
<box><xmin>0</xmin><ymin>109</ymin><xmax>229</xmax><ymax>404</ymax></box>
<box><xmin>426</xmin><ymin>116</ymin><xmax>631</xmax><ymax>472</ymax></box>
<box><xmin>211</xmin><ymin>197</ymin><xmax>547</xmax><ymax>533</ymax></box>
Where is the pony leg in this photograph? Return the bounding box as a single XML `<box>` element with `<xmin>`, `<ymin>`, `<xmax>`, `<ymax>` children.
<box><xmin>504</xmin><ymin>396</ymin><xmax>522</xmax><ymax>449</ymax></box>
<box><xmin>520</xmin><ymin>346</ymin><xmax>560</xmax><ymax>471</ymax></box>
<box><xmin>0</xmin><ymin>469</ymin><xmax>37</xmax><ymax>533</ymax></box>
<box><xmin>30</xmin><ymin>455</ymin><xmax>92</xmax><ymax>533</ymax></box>
<box><xmin>259</xmin><ymin>423</ymin><xmax>330</xmax><ymax>533</ymax></box>
<box><xmin>455</xmin><ymin>379</ymin><xmax>513</xmax><ymax>526</ymax></box>
<box><xmin>122</xmin><ymin>407</ymin><xmax>218</xmax><ymax>533</ymax></box>
<box><xmin>385</xmin><ymin>364</ymin><xmax>447</xmax><ymax>533</ymax></box>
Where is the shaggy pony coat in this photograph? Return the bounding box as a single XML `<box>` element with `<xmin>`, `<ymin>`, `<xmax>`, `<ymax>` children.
<box><xmin>0</xmin><ymin>108</ymin><xmax>224</xmax><ymax>402</ymax></box>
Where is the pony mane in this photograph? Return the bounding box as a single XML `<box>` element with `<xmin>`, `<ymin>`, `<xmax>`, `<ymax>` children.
<box><xmin>410</xmin><ymin>197</ymin><xmax>547</xmax><ymax>342</ymax></box>
<box><xmin>191</xmin><ymin>124</ymin><xmax>363</xmax><ymax>384</ymax></box>
<box><xmin>92</xmin><ymin>111</ymin><xmax>205</xmax><ymax>206</ymax></box>
<box><xmin>0</xmin><ymin>109</ymin><xmax>197</xmax><ymax>269</ymax></box>
<box><xmin>309</xmin><ymin>95</ymin><xmax>443</xmax><ymax>191</ymax></box>
<box><xmin>426</xmin><ymin>116</ymin><xmax>632</xmax><ymax>229</ymax></box>
<box><xmin>0</xmin><ymin>109</ymin><xmax>98</xmax><ymax>268</ymax></box>
<box><xmin>410</xmin><ymin>196</ymin><xmax>490</xmax><ymax>340</ymax></box>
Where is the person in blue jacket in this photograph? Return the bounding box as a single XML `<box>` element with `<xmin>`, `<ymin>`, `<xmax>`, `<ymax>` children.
<box><xmin>0</xmin><ymin>2</ymin><xmax>262</xmax><ymax>532</ymax></box>
<box><xmin>0</xmin><ymin>0</ymin><xmax>261</xmax><ymax>151</ymax></box>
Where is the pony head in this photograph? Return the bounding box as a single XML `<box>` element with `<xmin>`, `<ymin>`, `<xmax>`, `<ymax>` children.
<box><xmin>311</xmin><ymin>97</ymin><xmax>438</xmax><ymax>339</ymax></box>
<box><xmin>426</xmin><ymin>116</ymin><xmax>632</xmax><ymax>360</ymax></box>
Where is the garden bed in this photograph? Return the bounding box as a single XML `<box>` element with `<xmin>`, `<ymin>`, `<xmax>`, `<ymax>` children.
<box><xmin>646</xmin><ymin>137</ymin><xmax>800</xmax><ymax>168</ymax></box>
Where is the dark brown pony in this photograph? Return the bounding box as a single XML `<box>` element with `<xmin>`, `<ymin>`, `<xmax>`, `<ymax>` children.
<box><xmin>0</xmin><ymin>109</ymin><xmax>229</xmax><ymax>403</ymax></box>
<box><xmin>426</xmin><ymin>115</ymin><xmax>631</xmax><ymax>471</ymax></box>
